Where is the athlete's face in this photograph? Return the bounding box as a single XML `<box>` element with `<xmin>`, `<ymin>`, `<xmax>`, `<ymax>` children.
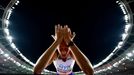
<box><xmin>58</xmin><ymin>40</ymin><xmax>69</xmax><ymax>58</ymax></box>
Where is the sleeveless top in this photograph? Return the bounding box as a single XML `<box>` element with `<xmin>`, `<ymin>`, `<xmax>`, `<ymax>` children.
<box><xmin>53</xmin><ymin>55</ymin><xmax>75</xmax><ymax>74</ymax></box>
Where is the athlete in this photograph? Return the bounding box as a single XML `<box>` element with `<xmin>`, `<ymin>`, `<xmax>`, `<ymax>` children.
<box><xmin>33</xmin><ymin>24</ymin><xmax>94</xmax><ymax>75</ymax></box>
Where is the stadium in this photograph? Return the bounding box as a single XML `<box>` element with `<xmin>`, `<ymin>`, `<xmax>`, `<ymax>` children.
<box><xmin>0</xmin><ymin>0</ymin><xmax>134</xmax><ymax>75</ymax></box>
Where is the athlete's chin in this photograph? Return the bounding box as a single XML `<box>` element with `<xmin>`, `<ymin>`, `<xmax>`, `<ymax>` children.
<box><xmin>61</xmin><ymin>55</ymin><xmax>67</xmax><ymax>58</ymax></box>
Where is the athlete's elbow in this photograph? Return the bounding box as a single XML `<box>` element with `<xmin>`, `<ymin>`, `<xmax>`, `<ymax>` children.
<box><xmin>83</xmin><ymin>67</ymin><xmax>94</xmax><ymax>75</ymax></box>
<box><xmin>33</xmin><ymin>66</ymin><xmax>42</xmax><ymax>74</ymax></box>
<box><xmin>88</xmin><ymin>69</ymin><xmax>94</xmax><ymax>75</ymax></box>
<box><xmin>85</xmin><ymin>70</ymin><xmax>94</xmax><ymax>75</ymax></box>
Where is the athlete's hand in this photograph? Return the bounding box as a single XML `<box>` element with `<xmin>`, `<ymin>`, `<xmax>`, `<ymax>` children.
<box><xmin>63</xmin><ymin>25</ymin><xmax>76</xmax><ymax>44</ymax></box>
<box><xmin>51</xmin><ymin>24</ymin><xmax>75</xmax><ymax>42</ymax></box>
<box><xmin>52</xmin><ymin>24</ymin><xmax>64</xmax><ymax>41</ymax></box>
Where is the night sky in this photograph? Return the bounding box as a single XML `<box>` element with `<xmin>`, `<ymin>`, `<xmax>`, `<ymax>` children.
<box><xmin>9</xmin><ymin>0</ymin><xmax>125</xmax><ymax>71</ymax></box>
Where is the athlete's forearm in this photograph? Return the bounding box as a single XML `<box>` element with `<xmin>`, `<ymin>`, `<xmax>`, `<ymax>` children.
<box><xmin>33</xmin><ymin>37</ymin><xmax>63</xmax><ymax>74</ymax></box>
<box><xmin>69</xmin><ymin>42</ymin><xmax>94</xmax><ymax>75</ymax></box>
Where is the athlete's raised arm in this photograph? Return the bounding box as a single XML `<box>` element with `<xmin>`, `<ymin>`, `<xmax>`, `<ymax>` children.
<box><xmin>63</xmin><ymin>25</ymin><xmax>94</xmax><ymax>75</ymax></box>
<box><xmin>33</xmin><ymin>24</ymin><xmax>64</xmax><ymax>74</ymax></box>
